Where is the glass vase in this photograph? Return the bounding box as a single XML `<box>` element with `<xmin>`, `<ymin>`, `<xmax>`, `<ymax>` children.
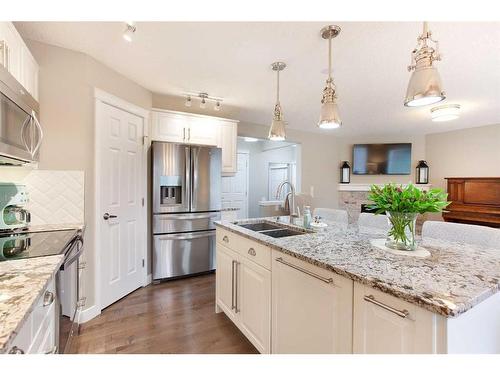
<box><xmin>385</xmin><ymin>211</ymin><xmax>418</xmax><ymax>251</ymax></box>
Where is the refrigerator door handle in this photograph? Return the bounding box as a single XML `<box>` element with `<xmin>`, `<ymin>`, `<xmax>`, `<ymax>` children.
<box><xmin>154</xmin><ymin>231</ymin><xmax>215</xmax><ymax>241</ymax></box>
<box><xmin>191</xmin><ymin>146</ymin><xmax>197</xmax><ymax>210</ymax></box>
<box><xmin>185</xmin><ymin>145</ymin><xmax>191</xmax><ymax>212</ymax></box>
<box><xmin>154</xmin><ymin>212</ymin><xmax>220</xmax><ymax>221</ymax></box>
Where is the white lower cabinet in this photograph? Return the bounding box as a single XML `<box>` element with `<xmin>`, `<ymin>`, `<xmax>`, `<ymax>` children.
<box><xmin>6</xmin><ymin>277</ymin><xmax>57</xmax><ymax>354</ymax></box>
<box><xmin>215</xmin><ymin>231</ymin><xmax>271</xmax><ymax>353</ymax></box>
<box><xmin>271</xmin><ymin>251</ymin><xmax>353</xmax><ymax>353</ymax></box>
<box><xmin>353</xmin><ymin>282</ymin><xmax>446</xmax><ymax>354</ymax></box>
<box><xmin>238</xmin><ymin>256</ymin><xmax>271</xmax><ymax>353</ymax></box>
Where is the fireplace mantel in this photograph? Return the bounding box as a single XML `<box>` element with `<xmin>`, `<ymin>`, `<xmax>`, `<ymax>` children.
<box><xmin>338</xmin><ymin>183</ymin><xmax>432</xmax><ymax>192</ymax></box>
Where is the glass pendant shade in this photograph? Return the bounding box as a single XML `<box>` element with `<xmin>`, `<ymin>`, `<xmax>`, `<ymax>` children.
<box><xmin>268</xmin><ymin>117</ymin><xmax>286</xmax><ymax>141</ymax></box>
<box><xmin>404</xmin><ymin>66</ymin><xmax>445</xmax><ymax>107</ymax></box>
<box><xmin>319</xmin><ymin>100</ymin><xmax>342</xmax><ymax>129</ymax></box>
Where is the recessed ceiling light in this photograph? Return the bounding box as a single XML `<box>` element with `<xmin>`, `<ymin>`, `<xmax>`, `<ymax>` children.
<box><xmin>123</xmin><ymin>22</ymin><xmax>136</xmax><ymax>42</ymax></box>
<box><xmin>431</xmin><ymin>104</ymin><xmax>461</xmax><ymax>122</ymax></box>
<box><xmin>243</xmin><ymin>137</ymin><xmax>259</xmax><ymax>143</ymax></box>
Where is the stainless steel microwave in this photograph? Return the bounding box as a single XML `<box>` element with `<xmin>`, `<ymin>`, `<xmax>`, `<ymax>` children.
<box><xmin>0</xmin><ymin>64</ymin><xmax>42</xmax><ymax>166</ymax></box>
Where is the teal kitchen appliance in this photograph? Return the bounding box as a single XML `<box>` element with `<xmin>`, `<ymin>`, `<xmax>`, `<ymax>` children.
<box><xmin>0</xmin><ymin>183</ymin><xmax>30</xmax><ymax>231</ymax></box>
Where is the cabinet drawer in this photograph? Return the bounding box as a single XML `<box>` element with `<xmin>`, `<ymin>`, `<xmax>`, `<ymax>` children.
<box><xmin>29</xmin><ymin>303</ymin><xmax>55</xmax><ymax>354</ymax></box>
<box><xmin>216</xmin><ymin>228</ymin><xmax>271</xmax><ymax>270</ymax></box>
<box><xmin>7</xmin><ymin>316</ymin><xmax>31</xmax><ymax>354</ymax></box>
<box><xmin>31</xmin><ymin>278</ymin><xmax>56</xmax><ymax>333</ymax></box>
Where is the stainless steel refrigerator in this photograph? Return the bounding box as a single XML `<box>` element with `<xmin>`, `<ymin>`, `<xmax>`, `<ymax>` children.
<box><xmin>152</xmin><ymin>141</ymin><xmax>221</xmax><ymax>280</ymax></box>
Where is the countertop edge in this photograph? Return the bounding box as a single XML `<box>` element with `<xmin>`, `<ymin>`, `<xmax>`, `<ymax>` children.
<box><xmin>214</xmin><ymin>221</ymin><xmax>499</xmax><ymax>318</ymax></box>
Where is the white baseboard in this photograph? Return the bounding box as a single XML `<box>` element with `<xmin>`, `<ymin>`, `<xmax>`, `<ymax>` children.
<box><xmin>146</xmin><ymin>273</ymin><xmax>152</xmax><ymax>286</ymax></box>
<box><xmin>79</xmin><ymin>304</ymin><xmax>101</xmax><ymax>324</ymax></box>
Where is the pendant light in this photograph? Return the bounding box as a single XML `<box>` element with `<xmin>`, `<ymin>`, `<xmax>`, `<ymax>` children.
<box><xmin>268</xmin><ymin>62</ymin><xmax>287</xmax><ymax>141</ymax></box>
<box><xmin>318</xmin><ymin>25</ymin><xmax>342</xmax><ymax>129</ymax></box>
<box><xmin>404</xmin><ymin>22</ymin><xmax>445</xmax><ymax>107</ymax></box>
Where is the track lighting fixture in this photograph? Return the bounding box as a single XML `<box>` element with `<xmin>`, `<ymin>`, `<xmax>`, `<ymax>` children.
<box><xmin>183</xmin><ymin>93</ymin><xmax>223</xmax><ymax>112</ymax></box>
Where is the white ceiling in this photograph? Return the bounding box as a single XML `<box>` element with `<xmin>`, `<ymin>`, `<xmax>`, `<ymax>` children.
<box><xmin>15</xmin><ymin>22</ymin><xmax>500</xmax><ymax>137</ymax></box>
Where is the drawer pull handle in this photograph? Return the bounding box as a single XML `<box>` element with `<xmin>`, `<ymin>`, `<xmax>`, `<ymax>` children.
<box><xmin>363</xmin><ymin>295</ymin><xmax>410</xmax><ymax>318</ymax></box>
<box><xmin>43</xmin><ymin>291</ymin><xmax>55</xmax><ymax>307</ymax></box>
<box><xmin>223</xmin><ymin>235</ymin><xmax>229</xmax><ymax>243</ymax></box>
<box><xmin>248</xmin><ymin>248</ymin><xmax>256</xmax><ymax>256</ymax></box>
<box><xmin>275</xmin><ymin>257</ymin><xmax>334</xmax><ymax>285</ymax></box>
<box><xmin>9</xmin><ymin>346</ymin><xmax>25</xmax><ymax>354</ymax></box>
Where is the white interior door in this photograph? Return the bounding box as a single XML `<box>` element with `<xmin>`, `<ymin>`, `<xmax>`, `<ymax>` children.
<box><xmin>98</xmin><ymin>101</ymin><xmax>145</xmax><ymax>309</ymax></box>
<box><xmin>221</xmin><ymin>153</ymin><xmax>249</xmax><ymax>219</ymax></box>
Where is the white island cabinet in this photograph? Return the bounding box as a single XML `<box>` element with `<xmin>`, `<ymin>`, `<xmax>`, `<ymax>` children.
<box><xmin>151</xmin><ymin>109</ymin><xmax>238</xmax><ymax>175</ymax></box>
<box><xmin>215</xmin><ymin>228</ymin><xmax>271</xmax><ymax>353</ymax></box>
<box><xmin>271</xmin><ymin>251</ymin><xmax>353</xmax><ymax>354</ymax></box>
<box><xmin>353</xmin><ymin>283</ymin><xmax>447</xmax><ymax>354</ymax></box>
<box><xmin>215</xmin><ymin>222</ymin><xmax>500</xmax><ymax>354</ymax></box>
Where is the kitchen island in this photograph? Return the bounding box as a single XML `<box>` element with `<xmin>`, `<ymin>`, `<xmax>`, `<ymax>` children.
<box><xmin>214</xmin><ymin>217</ymin><xmax>500</xmax><ymax>354</ymax></box>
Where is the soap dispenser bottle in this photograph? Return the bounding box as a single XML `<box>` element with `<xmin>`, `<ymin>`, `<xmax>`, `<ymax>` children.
<box><xmin>303</xmin><ymin>206</ymin><xmax>312</xmax><ymax>229</ymax></box>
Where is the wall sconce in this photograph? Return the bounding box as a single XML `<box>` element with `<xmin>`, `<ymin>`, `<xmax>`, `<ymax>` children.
<box><xmin>416</xmin><ymin>160</ymin><xmax>429</xmax><ymax>184</ymax></box>
<box><xmin>340</xmin><ymin>161</ymin><xmax>351</xmax><ymax>184</ymax></box>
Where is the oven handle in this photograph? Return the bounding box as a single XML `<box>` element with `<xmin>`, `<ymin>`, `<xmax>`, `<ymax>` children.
<box><xmin>60</xmin><ymin>237</ymin><xmax>84</xmax><ymax>270</ymax></box>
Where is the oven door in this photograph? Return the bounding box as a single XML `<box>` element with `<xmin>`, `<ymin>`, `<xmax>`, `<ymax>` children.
<box><xmin>57</xmin><ymin>235</ymin><xmax>84</xmax><ymax>353</ymax></box>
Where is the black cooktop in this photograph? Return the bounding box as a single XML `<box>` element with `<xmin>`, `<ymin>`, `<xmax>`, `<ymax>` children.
<box><xmin>0</xmin><ymin>229</ymin><xmax>78</xmax><ymax>262</ymax></box>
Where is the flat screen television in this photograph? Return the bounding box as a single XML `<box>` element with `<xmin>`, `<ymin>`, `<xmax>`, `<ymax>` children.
<box><xmin>352</xmin><ymin>143</ymin><xmax>412</xmax><ymax>175</ymax></box>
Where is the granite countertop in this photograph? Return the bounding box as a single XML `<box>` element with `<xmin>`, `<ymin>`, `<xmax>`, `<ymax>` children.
<box><xmin>0</xmin><ymin>255</ymin><xmax>64</xmax><ymax>353</ymax></box>
<box><xmin>215</xmin><ymin>217</ymin><xmax>500</xmax><ymax>317</ymax></box>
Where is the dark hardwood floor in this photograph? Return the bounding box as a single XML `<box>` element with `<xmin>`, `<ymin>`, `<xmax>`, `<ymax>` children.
<box><xmin>69</xmin><ymin>273</ymin><xmax>258</xmax><ymax>354</ymax></box>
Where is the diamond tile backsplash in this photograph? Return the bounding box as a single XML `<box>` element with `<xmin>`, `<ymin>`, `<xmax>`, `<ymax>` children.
<box><xmin>23</xmin><ymin>170</ymin><xmax>84</xmax><ymax>226</ymax></box>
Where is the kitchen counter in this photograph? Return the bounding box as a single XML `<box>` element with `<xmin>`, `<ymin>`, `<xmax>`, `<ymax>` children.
<box><xmin>215</xmin><ymin>217</ymin><xmax>500</xmax><ymax>317</ymax></box>
<box><xmin>0</xmin><ymin>255</ymin><xmax>64</xmax><ymax>353</ymax></box>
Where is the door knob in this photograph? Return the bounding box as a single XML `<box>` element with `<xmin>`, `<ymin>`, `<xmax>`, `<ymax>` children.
<box><xmin>103</xmin><ymin>213</ymin><xmax>117</xmax><ymax>220</ymax></box>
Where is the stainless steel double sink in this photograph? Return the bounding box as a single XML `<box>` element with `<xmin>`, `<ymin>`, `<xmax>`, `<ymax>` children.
<box><xmin>237</xmin><ymin>221</ymin><xmax>307</xmax><ymax>238</ymax></box>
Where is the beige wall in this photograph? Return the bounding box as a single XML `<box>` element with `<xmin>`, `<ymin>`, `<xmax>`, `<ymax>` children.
<box><xmin>338</xmin><ymin>134</ymin><xmax>426</xmax><ymax>185</ymax></box>
<box><xmin>27</xmin><ymin>40</ymin><xmax>152</xmax><ymax>310</ymax></box>
<box><xmin>426</xmin><ymin>123</ymin><xmax>500</xmax><ymax>190</ymax></box>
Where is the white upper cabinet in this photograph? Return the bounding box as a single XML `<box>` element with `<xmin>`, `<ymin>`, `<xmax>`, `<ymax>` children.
<box><xmin>151</xmin><ymin>109</ymin><xmax>238</xmax><ymax>175</ymax></box>
<box><xmin>0</xmin><ymin>22</ymin><xmax>39</xmax><ymax>100</ymax></box>
<box><xmin>151</xmin><ymin>111</ymin><xmax>187</xmax><ymax>143</ymax></box>
<box><xmin>271</xmin><ymin>250</ymin><xmax>353</xmax><ymax>354</ymax></box>
<box><xmin>217</xmin><ymin>120</ymin><xmax>237</xmax><ymax>175</ymax></box>
<box><xmin>188</xmin><ymin>117</ymin><xmax>218</xmax><ymax>146</ymax></box>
